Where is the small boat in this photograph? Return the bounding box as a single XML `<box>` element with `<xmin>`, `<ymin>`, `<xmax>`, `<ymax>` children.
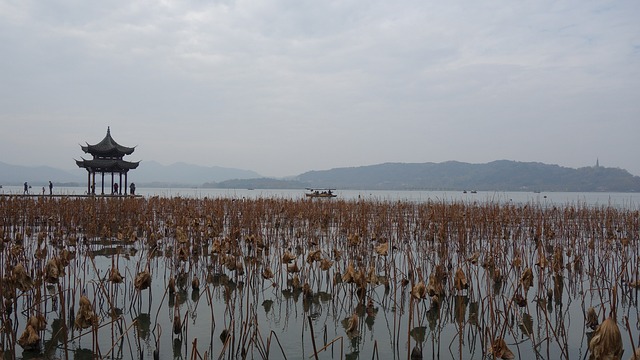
<box><xmin>305</xmin><ymin>188</ymin><xmax>337</xmax><ymax>198</ymax></box>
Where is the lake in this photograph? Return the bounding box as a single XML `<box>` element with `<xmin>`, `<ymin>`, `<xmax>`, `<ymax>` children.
<box><xmin>3</xmin><ymin>185</ymin><xmax>640</xmax><ymax>208</ymax></box>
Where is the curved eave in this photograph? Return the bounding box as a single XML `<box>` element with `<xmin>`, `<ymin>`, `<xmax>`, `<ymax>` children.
<box><xmin>81</xmin><ymin>144</ymin><xmax>135</xmax><ymax>157</ymax></box>
<box><xmin>76</xmin><ymin>159</ymin><xmax>140</xmax><ymax>172</ymax></box>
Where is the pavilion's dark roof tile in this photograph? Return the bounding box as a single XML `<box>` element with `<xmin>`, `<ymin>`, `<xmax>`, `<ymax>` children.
<box><xmin>81</xmin><ymin>127</ymin><xmax>136</xmax><ymax>157</ymax></box>
<box><xmin>76</xmin><ymin>158</ymin><xmax>140</xmax><ymax>171</ymax></box>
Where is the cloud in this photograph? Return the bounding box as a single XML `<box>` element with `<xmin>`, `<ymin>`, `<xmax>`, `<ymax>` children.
<box><xmin>1</xmin><ymin>0</ymin><xmax>639</xmax><ymax>176</ymax></box>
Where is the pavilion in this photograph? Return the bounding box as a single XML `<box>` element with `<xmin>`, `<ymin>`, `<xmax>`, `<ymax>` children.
<box><xmin>76</xmin><ymin>127</ymin><xmax>139</xmax><ymax>195</ymax></box>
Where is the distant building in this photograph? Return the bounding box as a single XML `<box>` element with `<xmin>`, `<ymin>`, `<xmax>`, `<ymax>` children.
<box><xmin>75</xmin><ymin>127</ymin><xmax>139</xmax><ymax>195</ymax></box>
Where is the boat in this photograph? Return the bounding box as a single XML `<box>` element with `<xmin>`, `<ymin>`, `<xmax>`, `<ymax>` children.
<box><xmin>305</xmin><ymin>188</ymin><xmax>337</xmax><ymax>198</ymax></box>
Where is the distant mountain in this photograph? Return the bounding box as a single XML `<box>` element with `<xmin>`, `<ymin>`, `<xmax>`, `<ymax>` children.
<box><xmin>3</xmin><ymin>160</ymin><xmax>638</xmax><ymax>192</ymax></box>
<box><xmin>133</xmin><ymin>161</ymin><xmax>261</xmax><ymax>186</ymax></box>
<box><xmin>0</xmin><ymin>161</ymin><xmax>83</xmax><ymax>185</ymax></box>
<box><xmin>0</xmin><ymin>161</ymin><xmax>261</xmax><ymax>187</ymax></box>
<box><xmin>294</xmin><ymin>160</ymin><xmax>640</xmax><ymax>192</ymax></box>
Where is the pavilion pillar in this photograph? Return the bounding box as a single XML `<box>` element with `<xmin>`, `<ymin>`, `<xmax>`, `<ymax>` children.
<box><xmin>124</xmin><ymin>172</ymin><xmax>128</xmax><ymax>195</ymax></box>
<box><xmin>119</xmin><ymin>173</ymin><xmax>123</xmax><ymax>195</ymax></box>
<box><xmin>87</xmin><ymin>170</ymin><xmax>91</xmax><ymax>195</ymax></box>
<box><xmin>101</xmin><ymin>172</ymin><xmax>105</xmax><ymax>195</ymax></box>
<box><xmin>92</xmin><ymin>172</ymin><xmax>96</xmax><ymax>195</ymax></box>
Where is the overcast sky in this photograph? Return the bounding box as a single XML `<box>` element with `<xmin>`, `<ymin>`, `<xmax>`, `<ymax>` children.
<box><xmin>1</xmin><ymin>0</ymin><xmax>639</xmax><ymax>177</ymax></box>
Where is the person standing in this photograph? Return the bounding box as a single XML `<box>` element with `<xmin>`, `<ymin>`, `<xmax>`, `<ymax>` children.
<box><xmin>49</xmin><ymin>181</ymin><xmax>53</xmax><ymax>195</ymax></box>
<box><xmin>23</xmin><ymin>182</ymin><xmax>29</xmax><ymax>195</ymax></box>
<box><xmin>113</xmin><ymin>183</ymin><xmax>119</xmax><ymax>195</ymax></box>
<box><xmin>130</xmin><ymin>182</ymin><xmax>136</xmax><ymax>196</ymax></box>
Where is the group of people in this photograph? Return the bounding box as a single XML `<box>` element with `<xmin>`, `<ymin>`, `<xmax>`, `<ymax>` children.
<box><xmin>113</xmin><ymin>182</ymin><xmax>136</xmax><ymax>195</ymax></box>
<box><xmin>21</xmin><ymin>181</ymin><xmax>137</xmax><ymax>196</ymax></box>
<box><xmin>23</xmin><ymin>181</ymin><xmax>55</xmax><ymax>195</ymax></box>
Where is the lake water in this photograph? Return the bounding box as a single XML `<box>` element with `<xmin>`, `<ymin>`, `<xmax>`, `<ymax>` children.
<box><xmin>3</xmin><ymin>185</ymin><xmax>639</xmax><ymax>208</ymax></box>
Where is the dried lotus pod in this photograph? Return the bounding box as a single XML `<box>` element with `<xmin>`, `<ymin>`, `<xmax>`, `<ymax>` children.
<box><xmin>17</xmin><ymin>324</ymin><xmax>40</xmax><ymax>350</ymax></box>
<box><xmin>302</xmin><ymin>283</ymin><xmax>313</xmax><ymax>298</ymax></box>
<box><xmin>44</xmin><ymin>258</ymin><xmax>63</xmax><ymax>284</ymax></box>
<box><xmin>134</xmin><ymin>270</ymin><xmax>151</xmax><ymax>290</ymax></box>
<box><xmin>342</xmin><ymin>263</ymin><xmax>356</xmax><ymax>283</ymax></box>
<box><xmin>588</xmin><ymin>317</ymin><xmax>623</xmax><ymax>360</ymax></box>
<box><xmin>367</xmin><ymin>266</ymin><xmax>378</xmax><ymax>285</ymax></box>
<box><xmin>13</xmin><ymin>263</ymin><xmax>33</xmax><ymax>291</ymax></box>
<box><xmin>467</xmin><ymin>251</ymin><xmax>480</xmax><ymax>264</ymax></box>
<box><xmin>585</xmin><ymin>307</ymin><xmax>598</xmax><ymax>330</ymax></box>
<box><xmin>426</xmin><ymin>273</ymin><xmax>444</xmax><ymax>297</ymax></box>
<box><xmin>488</xmin><ymin>338</ymin><xmax>515</xmax><ymax>360</ymax></box>
<box><xmin>320</xmin><ymin>258</ymin><xmax>333</xmax><ymax>271</ymax></box>
<box><xmin>109</xmin><ymin>267</ymin><xmax>123</xmax><ymax>283</ymax></box>
<box><xmin>454</xmin><ymin>268</ymin><xmax>468</xmax><ymax>291</ymax></box>
<box><xmin>345</xmin><ymin>313</ymin><xmax>358</xmax><ymax>333</ymax></box>
<box><xmin>28</xmin><ymin>314</ymin><xmax>47</xmax><ymax>331</ymax></box>
<box><xmin>375</xmin><ymin>242</ymin><xmax>388</xmax><ymax>256</ymax></box>
<box><xmin>282</xmin><ymin>251</ymin><xmax>296</xmax><ymax>263</ymax></box>
<box><xmin>306</xmin><ymin>249</ymin><xmax>322</xmax><ymax>264</ymax></box>
<box><xmin>74</xmin><ymin>295</ymin><xmax>97</xmax><ymax>330</ymax></box>
<box><xmin>286</xmin><ymin>262</ymin><xmax>300</xmax><ymax>274</ymax></box>
<box><xmin>411</xmin><ymin>281</ymin><xmax>427</xmax><ymax>300</ymax></box>
<box><xmin>520</xmin><ymin>267</ymin><xmax>534</xmax><ymax>293</ymax></box>
<box><xmin>262</xmin><ymin>267</ymin><xmax>274</xmax><ymax>279</ymax></box>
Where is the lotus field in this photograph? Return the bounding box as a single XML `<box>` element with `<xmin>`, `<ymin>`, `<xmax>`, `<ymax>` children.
<box><xmin>0</xmin><ymin>195</ymin><xmax>638</xmax><ymax>359</ymax></box>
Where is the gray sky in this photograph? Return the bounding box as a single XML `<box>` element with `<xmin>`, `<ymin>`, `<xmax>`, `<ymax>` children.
<box><xmin>1</xmin><ymin>0</ymin><xmax>639</xmax><ymax>177</ymax></box>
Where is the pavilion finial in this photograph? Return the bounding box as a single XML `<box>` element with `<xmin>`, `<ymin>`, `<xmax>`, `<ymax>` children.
<box><xmin>107</xmin><ymin>126</ymin><xmax>111</xmax><ymax>136</ymax></box>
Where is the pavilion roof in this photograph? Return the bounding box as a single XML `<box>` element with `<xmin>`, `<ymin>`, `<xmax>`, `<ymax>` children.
<box><xmin>76</xmin><ymin>158</ymin><xmax>140</xmax><ymax>172</ymax></box>
<box><xmin>81</xmin><ymin>127</ymin><xmax>136</xmax><ymax>157</ymax></box>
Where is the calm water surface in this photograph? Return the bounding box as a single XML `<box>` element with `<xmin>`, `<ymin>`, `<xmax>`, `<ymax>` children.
<box><xmin>3</xmin><ymin>186</ymin><xmax>639</xmax><ymax>208</ymax></box>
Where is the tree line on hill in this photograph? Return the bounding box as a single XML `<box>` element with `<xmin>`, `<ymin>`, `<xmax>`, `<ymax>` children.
<box><xmin>208</xmin><ymin>160</ymin><xmax>640</xmax><ymax>192</ymax></box>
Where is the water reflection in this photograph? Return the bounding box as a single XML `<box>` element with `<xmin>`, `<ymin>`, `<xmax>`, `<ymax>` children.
<box><xmin>135</xmin><ymin>313</ymin><xmax>151</xmax><ymax>341</ymax></box>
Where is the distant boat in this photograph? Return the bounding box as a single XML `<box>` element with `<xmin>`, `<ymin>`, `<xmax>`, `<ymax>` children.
<box><xmin>305</xmin><ymin>188</ymin><xmax>337</xmax><ymax>198</ymax></box>
<box><xmin>470</xmin><ymin>190</ymin><xmax>477</xmax><ymax>194</ymax></box>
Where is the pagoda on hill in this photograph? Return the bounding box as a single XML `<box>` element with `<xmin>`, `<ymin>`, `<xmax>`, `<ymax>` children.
<box><xmin>76</xmin><ymin>127</ymin><xmax>140</xmax><ymax>195</ymax></box>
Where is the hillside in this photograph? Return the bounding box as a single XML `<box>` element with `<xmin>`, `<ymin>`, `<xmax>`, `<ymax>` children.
<box><xmin>0</xmin><ymin>161</ymin><xmax>82</xmax><ymax>185</ymax></box>
<box><xmin>133</xmin><ymin>161</ymin><xmax>261</xmax><ymax>186</ymax></box>
<box><xmin>0</xmin><ymin>161</ymin><xmax>260</xmax><ymax>187</ymax></box>
<box><xmin>2</xmin><ymin>160</ymin><xmax>638</xmax><ymax>192</ymax></box>
<box><xmin>294</xmin><ymin>160</ymin><xmax>640</xmax><ymax>192</ymax></box>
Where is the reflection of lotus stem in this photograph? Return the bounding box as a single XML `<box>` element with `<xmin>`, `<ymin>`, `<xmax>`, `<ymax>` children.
<box><xmin>308</xmin><ymin>335</ymin><xmax>343</xmax><ymax>360</ymax></box>
<box><xmin>407</xmin><ymin>295</ymin><xmax>413</xmax><ymax>360</ymax></box>
<box><xmin>308</xmin><ymin>315</ymin><xmax>320</xmax><ymax>360</ymax></box>
<box><xmin>103</xmin><ymin>319</ymin><xmax>139</xmax><ymax>358</ymax></box>
<box><xmin>624</xmin><ymin>316</ymin><xmax>638</xmax><ymax>360</ymax></box>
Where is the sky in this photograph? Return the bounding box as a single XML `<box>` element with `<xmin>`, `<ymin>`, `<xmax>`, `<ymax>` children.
<box><xmin>1</xmin><ymin>0</ymin><xmax>639</xmax><ymax>177</ymax></box>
